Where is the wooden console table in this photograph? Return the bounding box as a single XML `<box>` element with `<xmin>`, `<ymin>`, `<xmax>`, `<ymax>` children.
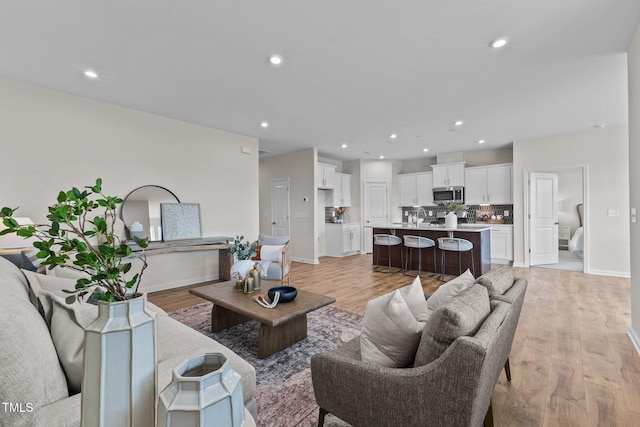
<box><xmin>130</xmin><ymin>236</ymin><xmax>233</xmax><ymax>279</ymax></box>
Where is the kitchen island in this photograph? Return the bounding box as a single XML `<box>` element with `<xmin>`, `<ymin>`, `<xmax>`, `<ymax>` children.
<box><xmin>367</xmin><ymin>224</ymin><xmax>491</xmax><ymax>277</ymax></box>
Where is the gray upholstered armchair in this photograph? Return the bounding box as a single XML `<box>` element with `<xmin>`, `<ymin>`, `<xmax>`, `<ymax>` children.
<box><xmin>311</xmin><ymin>285</ymin><xmax>518</xmax><ymax>427</ymax></box>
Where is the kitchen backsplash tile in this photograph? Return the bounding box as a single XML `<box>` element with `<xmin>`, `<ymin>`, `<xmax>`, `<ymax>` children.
<box><xmin>401</xmin><ymin>204</ymin><xmax>514</xmax><ymax>224</ymax></box>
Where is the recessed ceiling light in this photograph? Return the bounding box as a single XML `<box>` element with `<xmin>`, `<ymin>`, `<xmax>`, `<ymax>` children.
<box><xmin>423</xmin><ymin>148</ymin><xmax>429</xmax><ymax>152</ymax></box>
<box><xmin>478</xmin><ymin>139</ymin><xmax>486</xmax><ymax>144</ymax></box>
<box><xmin>489</xmin><ymin>38</ymin><xmax>508</xmax><ymax>49</ymax></box>
<box><xmin>83</xmin><ymin>70</ymin><xmax>99</xmax><ymax>79</ymax></box>
<box><xmin>268</xmin><ymin>55</ymin><xmax>283</xmax><ymax>66</ymax></box>
<box><xmin>379</xmin><ymin>155</ymin><xmax>385</xmax><ymax>159</ymax></box>
<box><xmin>341</xmin><ymin>144</ymin><xmax>348</xmax><ymax>148</ymax></box>
<box><xmin>390</xmin><ymin>134</ymin><xmax>397</xmax><ymax>139</ymax></box>
<box><xmin>594</xmin><ymin>124</ymin><xmax>606</xmax><ymax>128</ymax></box>
<box><xmin>260</xmin><ymin>121</ymin><xmax>269</xmax><ymax>128</ymax></box>
<box><xmin>454</xmin><ymin>120</ymin><xmax>464</xmax><ymax>126</ymax></box>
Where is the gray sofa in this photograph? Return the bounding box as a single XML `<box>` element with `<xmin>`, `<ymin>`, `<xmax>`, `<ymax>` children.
<box><xmin>311</xmin><ymin>266</ymin><xmax>527</xmax><ymax>427</ymax></box>
<box><xmin>0</xmin><ymin>256</ymin><xmax>257</xmax><ymax>427</ymax></box>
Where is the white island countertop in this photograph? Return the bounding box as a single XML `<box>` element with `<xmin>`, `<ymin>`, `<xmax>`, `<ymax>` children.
<box><xmin>364</xmin><ymin>223</ymin><xmax>491</xmax><ymax>232</ymax></box>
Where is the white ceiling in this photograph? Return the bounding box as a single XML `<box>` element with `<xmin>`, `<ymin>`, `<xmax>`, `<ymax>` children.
<box><xmin>1</xmin><ymin>1</ymin><xmax>639</xmax><ymax>161</ymax></box>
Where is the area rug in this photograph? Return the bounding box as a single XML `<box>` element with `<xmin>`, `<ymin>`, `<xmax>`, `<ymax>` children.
<box><xmin>169</xmin><ymin>302</ymin><xmax>362</xmax><ymax>427</ymax></box>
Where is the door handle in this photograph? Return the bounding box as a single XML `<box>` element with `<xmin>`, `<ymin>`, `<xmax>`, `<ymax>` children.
<box><xmin>271</xmin><ymin>222</ymin><xmax>276</xmax><ymax>225</ymax></box>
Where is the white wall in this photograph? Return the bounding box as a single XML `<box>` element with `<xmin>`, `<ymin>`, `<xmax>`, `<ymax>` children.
<box><xmin>513</xmin><ymin>126</ymin><xmax>630</xmax><ymax>277</ymax></box>
<box><xmin>627</xmin><ymin>21</ymin><xmax>640</xmax><ymax>353</ymax></box>
<box><xmin>259</xmin><ymin>148</ymin><xmax>317</xmax><ymax>263</ymax></box>
<box><xmin>0</xmin><ymin>78</ymin><xmax>259</xmax><ymax>291</ymax></box>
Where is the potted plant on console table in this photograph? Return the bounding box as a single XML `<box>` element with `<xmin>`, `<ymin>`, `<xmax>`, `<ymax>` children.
<box><xmin>1</xmin><ymin>178</ymin><xmax>156</xmax><ymax>427</ymax></box>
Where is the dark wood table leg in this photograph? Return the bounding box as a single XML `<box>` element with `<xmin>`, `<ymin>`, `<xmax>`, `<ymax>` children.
<box><xmin>218</xmin><ymin>247</ymin><xmax>232</xmax><ymax>281</ymax></box>
<box><xmin>257</xmin><ymin>314</ymin><xmax>308</xmax><ymax>359</ymax></box>
<box><xmin>211</xmin><ymin>304</ymin><xmax>251</xmax><ymax>332</ymax></box>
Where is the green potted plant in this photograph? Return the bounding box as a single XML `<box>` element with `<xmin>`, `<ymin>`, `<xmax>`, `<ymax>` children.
<box><xmin>1</xmin><ymin>178</ymin><xmax>156</xmax><ymax>427</ymax></box>
<box><xmin>228</xmin><ymin>235</ymin><xmax>259</xmax><ymax>260</ymax></box>
<box><xmin>0</xmin><ymin>178</ymin><xmax>148</xmax><ymax>302</ymax></box>
<box><xmin>444</xmin><ymin>201</ymin><xmax>469</xmax><ymax>217</ymax></box>
<box><xmin>228</xmin><ymin>235</ymin><xmax>259</xmax><ymax>280</ymax></box>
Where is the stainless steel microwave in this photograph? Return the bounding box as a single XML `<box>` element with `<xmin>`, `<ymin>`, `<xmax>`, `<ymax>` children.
<box><xmin>432</xmin><ymin>186</ymin><xmax>464</xmax><ymax>205</ymax></box>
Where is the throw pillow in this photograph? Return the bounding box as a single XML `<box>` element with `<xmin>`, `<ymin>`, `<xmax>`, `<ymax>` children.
<box><xmin>22</xmin><ymin>269</ymin><xmax>80</xmax><ymax>310</ymax></box>
<box><xmin>260</xmin><ymin>245</ymin><xmax>284</xmax><ymax>263</ymax></box>
<box><xmin>360</xmin><ymin>290</ymin><xmax>425</xmax><ymax>368</ymax></box>
<box><xmin>251</xmin><ymin>244</ymin><xmax>262</xmax><ymax>260</ymax></box>
<box><xmin>475</xmin><ymin>265</ymin><xmax>514</xmax><ymax>297</ymax></box>
<box><xmin>398</xmin><ymin>276</ymin><xmax>431</xmax><ymax>322</ymax></box>
<box><xmin>414</xmin><ymin>284</ymin><xmax>490</xmax><ymax>367</ymax></box>
<box><xmin>38</xmin><ymin>290</ymin><xmax>98</xmax><ymax>393</ymax></box>
<box><xmin>46</xmin><ymin>265</ymin><xmax>91</xmax><ymax>280</ymax></box>
<box><xmin>426</xmin><ymin>269</ymin><xmax>475</xmax><ymax>311</ymax></box>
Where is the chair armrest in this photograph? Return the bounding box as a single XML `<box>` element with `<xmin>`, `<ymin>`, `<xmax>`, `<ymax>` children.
<box><xmin>311</xmin><ymin>336</ymin><xmax>487</xmax><ymax>426</ymax></box>
<box><xmin>280</xmin><ymin>241</ymin><xmax>291</xmax><ymax>283</ymax></box>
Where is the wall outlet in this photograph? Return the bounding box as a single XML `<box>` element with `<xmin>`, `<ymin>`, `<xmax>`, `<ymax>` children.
<box><xmin>608</xmin><ymin>209</ymin><xmax>619</xmax><ymax>217</ymax></box>
<box><xmin>504</xmin><ymin>210</ymin><xmax>509</xmax><ymax>217</ymax></box>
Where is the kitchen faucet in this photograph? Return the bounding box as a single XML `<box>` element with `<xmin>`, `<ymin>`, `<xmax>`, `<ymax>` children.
<box><xmin>414</xmin><ymin>206</ymin><xmax>428</xmax><ymax>225</ymax></box>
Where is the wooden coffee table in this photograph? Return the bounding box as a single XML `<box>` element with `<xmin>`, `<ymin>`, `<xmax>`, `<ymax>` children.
<box><xmin>189</xmin><ymin>281</ymin><xmax>336</xmax><ymax>358</ymax></box>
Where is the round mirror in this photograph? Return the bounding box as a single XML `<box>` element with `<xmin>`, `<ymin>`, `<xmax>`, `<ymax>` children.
<box><xmin>120</xmin><ymin>185</ymin><xmax>180</xmax><ymax>241</ymax></box>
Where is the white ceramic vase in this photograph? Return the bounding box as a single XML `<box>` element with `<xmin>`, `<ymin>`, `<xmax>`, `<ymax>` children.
<box><xmin>445</xmin><ymin>211</ymin><xmax>458</xmax><ymax>229</ymax></box>
<box><xmin>158</xmin><ymin>353</ymin><xmax>245</xmax><ymax>427</ymax></box>
<box><xmin>230</xmin><ymin>259</ymin><xmax>255</xmax><ymax>279</ymax></box>
<box><xmin>81</xmin><ymin>294</ymin><xmax>157</xmax><ymax>427</ymax></box>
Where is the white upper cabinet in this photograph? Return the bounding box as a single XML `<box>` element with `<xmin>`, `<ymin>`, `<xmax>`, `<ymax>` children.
<box><xmin>464</xmin><ymin>164</ymin><xmax>512</xmax><ymax>205</ymax></box>
<box><xmin>317</xmin><ymin>163</ymin><xmax>337</xmax><ymax>189</ymax></box>
<box><xmin>431</xmin><ymin>162</ymin><xmax>465</xmax><ymax>187</ymax></box>
<box><xmin>326</xmin><ymin>173</ymin><xmax>352</xmax><ymax>207</ymax></box>
<box><xmin>398</xmin><ymin>172</ymin><xmax>433</xmax><ymax>206</ymax></box>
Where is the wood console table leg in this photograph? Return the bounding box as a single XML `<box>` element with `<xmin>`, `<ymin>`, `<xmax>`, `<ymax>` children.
<box><xmin>211</xmin><ymin>304</ymin><xmax>251</xmax><ymax>333</ymax></box>
<box><xmin>218</xmin><ymin>247</ymin><xmax>232</xmax><ymax>281</ymax></box>
<box><xmin>258</xmin><ymin>315</ymin><xmax>308</xmax><ymax>359</ymax></box>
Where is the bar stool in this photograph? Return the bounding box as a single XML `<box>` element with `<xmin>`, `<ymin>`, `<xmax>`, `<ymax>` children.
<box><xmin>373</xmin><ymin>234</ymin><xmax>403</xmax><ymax>273</ymax></box>
<box><xmin>402</xmin><ymin>235</ymin><xmax>437</xmax><ymax>278</ymax></box>
<box><xmin>437</xmin><ymin>237</ymin><xmax>474</xmax><ymax>281</ymax></box>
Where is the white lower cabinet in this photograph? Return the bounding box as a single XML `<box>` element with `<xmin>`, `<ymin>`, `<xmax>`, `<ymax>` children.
<box><xmin>326</xmin><ymin>224</ymin><xmax>360</xmax><ymax>257</ymax></box>
<box><xmin>490</xmin><ymin>225</ymin><xmax>513</xmax><ymax>263</ymax></box>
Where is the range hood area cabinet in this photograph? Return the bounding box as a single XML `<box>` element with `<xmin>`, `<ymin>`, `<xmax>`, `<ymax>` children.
<box><xmin>465</xmin><ymin>164</ymin><xmax>513</xmax><ymax>205</ymax></box>
<box><xmin>398</xmin><ymin>172</ymin><xmax>433</xmax><ymax>206</ymax></box>
<box><xmin>431</xmin><ymin>162</ymin><xmax>465</xmax><ymax>187</ymax></box>
<box><xmin>317</xmin><ymin>162</ymin><xmax>337</xmax><ymax>189</ymax></box>
<box><xmin>325</xmin><ymin>173</ymin><xmax>352</xmax><ymax>207</ymax></box>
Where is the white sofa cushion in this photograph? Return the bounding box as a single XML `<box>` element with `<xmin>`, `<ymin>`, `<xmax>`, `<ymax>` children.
<box><xmin>0</xmin><ymin>258</ymin><xmax>70</xmax><ymax>427</ymax></box>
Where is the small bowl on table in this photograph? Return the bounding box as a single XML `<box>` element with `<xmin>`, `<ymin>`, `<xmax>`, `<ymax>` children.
<box><xmin>268</xmin><ymin>286</ymin><xmax>297</xmax><ymax>303</ymax></box>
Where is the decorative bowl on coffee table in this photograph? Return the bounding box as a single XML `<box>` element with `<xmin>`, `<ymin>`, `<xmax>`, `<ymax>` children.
<box><xmin>268</xmin><ymin>286</ymin><xmax>297</xmax><ymax>303</ymax></box>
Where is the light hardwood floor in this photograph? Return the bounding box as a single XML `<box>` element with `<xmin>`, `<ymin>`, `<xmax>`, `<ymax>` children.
<box><xmin>149</xmin><ymin>254</ymin><xmax>640</xmax><ymax>427</ymax></box>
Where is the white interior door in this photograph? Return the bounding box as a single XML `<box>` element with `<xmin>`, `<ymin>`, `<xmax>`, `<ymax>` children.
<box><xmin>271</xmin><ymin>179</ymin><xmax>290</xmax><ymax>237</ymax></box>
<box><xmin>364</xmin><ymin>181</ymin><xmax>388</xmax><ymax>253</ymax></box>
<box><xmin>529</xmin><ymin>172</ymin><xmax>559</xmax><ymax>265</ymax></box>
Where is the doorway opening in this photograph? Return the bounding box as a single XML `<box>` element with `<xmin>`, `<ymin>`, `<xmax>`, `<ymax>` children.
<box><xmin>525</xmin><ymin>166</ymin><xmax>587</xmax><ymax>273</ymax></box>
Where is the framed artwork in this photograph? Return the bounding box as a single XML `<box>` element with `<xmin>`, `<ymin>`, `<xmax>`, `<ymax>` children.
<box><xmin>160</xmin><ymin>203</ymin><xmax>202</xmax><ymax>240</ymax></box>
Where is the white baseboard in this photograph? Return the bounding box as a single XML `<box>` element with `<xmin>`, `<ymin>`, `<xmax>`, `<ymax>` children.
<box><xmin>629</xmin><ymin>327</ymin><xmax>640</xmax><ymax>357</ymax></box>
<box><xmin>291</xmin><ymin>257</ymin><xmax>320</xmax><ymax>264</ymax></box>
<box><xmin>142</xmin><ymin>274</ymin><xmax>219</xmax><ymax>293</ymax></box>
<box><xmin>512</xmin><ymin>261</ymin><xmax>527</xmax><ymax>268</ymax></box>
<box><xmin>587</xmin><ymin>269</ymin><xmax>630</xmax><ymax>278</ymax></box>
